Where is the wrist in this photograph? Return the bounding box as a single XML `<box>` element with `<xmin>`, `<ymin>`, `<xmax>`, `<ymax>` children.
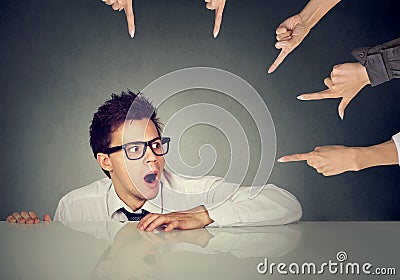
<box><xmin>352</xmin><ymin>147</ymin><xmax>370</xmax><ymax>171</ymax></box>
<box><xmin>199</xmin><ymin>209</ymin><xmax>214</xmax><ymax>227</ymax></box>
<box><xmin>354</xmin><ymin>140</ymin><xmax>398</xmax><ymax>170</ymax></box>
<box><xmin>192</xmin><ymin>205</ymin><xmax>214</xmax><ymax>227</ymax></box>
<box><xmin>356</xmin><ymin>63</ymin><xmax>371</xmax><ymax>86</ymax></box>
<box><xmin>299</xmin><ymin>0</ymin><xmax>340</xmax><ymax>29</ymax></box>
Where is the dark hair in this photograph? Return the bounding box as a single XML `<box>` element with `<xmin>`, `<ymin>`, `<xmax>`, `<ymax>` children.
<box><xmin>89</xmin><ymin>90</ymin><xmax>163</xmax><ymax>178</ymax></box>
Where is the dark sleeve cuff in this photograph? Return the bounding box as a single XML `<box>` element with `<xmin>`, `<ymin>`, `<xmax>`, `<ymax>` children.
<box><xmin>351</xmin><ymin>47</ymin><xmax>369</xmax><ymax>65</ymax></box>
<box><xmin>352</xmin><ymin>47</ymin><xmax>389</xmax><ymax>87</ymax></box>
<box><xmin>352</xmin><ymin>39</ymin><xmax>400</xmax><ymax>87</ymax></box>
<box><xmin>364</xmin><ymin>53</ymin><xmax>390</xmax><ymax>87</ymax></box>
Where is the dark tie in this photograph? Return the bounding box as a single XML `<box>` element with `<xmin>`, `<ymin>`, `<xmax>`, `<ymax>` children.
<box><xmin>119</xmin><ymin>207</ymin><xmax>149</xmax><ymax>221</ymax></box>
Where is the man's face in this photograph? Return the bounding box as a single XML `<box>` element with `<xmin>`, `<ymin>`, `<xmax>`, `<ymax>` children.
<box><xmin>108</xmin><ymin>118</ymin><xmax>165</xmax><ymax>204</ymax></box>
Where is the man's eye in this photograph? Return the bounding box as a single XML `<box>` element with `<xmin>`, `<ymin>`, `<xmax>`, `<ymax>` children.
<box><xmin>152</xmin><ymin>142</ymin><xmax>161</xmax><ymax>149</ymax></box>
<box><xmin>128</xmin><ymin>146</ymin><xmax>141</xmax><ymax>153</ymax></box>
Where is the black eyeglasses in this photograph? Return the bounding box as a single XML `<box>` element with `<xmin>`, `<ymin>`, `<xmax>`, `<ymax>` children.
<box><xmin>105</xmin><ymin>137</ymin><xmax>171</xmax><ymax>160</ymax></box>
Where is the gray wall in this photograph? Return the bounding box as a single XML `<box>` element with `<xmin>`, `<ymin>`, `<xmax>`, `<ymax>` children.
<box><xmin>1</xmin><ymin>0</ymin><xmax>399</xmax><ymax>220</ymax></box>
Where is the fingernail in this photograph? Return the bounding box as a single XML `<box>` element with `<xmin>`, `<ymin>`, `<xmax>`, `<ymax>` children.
<box><xmin>297</xmin><ymin>95</ymin><xmax>305</xmax><ymax>100</ymax></box>
<box><xmin>277</xmin><ymin>157</ymin><xmax>284</xmax><ymax>162</ymax></box>
<box><xmin>130</xmin><ymin>30</ymin><xmax>135</xmax><ymax>38</ymax></box>
<box><xmin>339</xmin><ymin>112</ymin><xmax>344</xmax><ymax>120</ymax></box>
<box><xmin>213</xmin><ymin>31</ymin><xmax>219</xmax><ymax>38</ymax></box>
<box><xmin>267</xmin><ymin>68</ymin><xmax>272</xmax><ymax>74</ymax></box>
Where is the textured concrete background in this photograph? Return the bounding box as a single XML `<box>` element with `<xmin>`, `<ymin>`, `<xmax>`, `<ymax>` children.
<box><xmin>0</xmin><ymin>0</ymin><xmax>399</xmax><ymax>220</ymax></box>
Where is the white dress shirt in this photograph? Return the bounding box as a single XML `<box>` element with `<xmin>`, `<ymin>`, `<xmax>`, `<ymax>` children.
<box><xmin>54</xmin><ymin>169</ymin><xmax>302</xmax><ymax>226</ymax></box>
<box><xmin>392</xmin><ymin>132</ymin><xmax>400</xmax><ymax>166</ymax></box>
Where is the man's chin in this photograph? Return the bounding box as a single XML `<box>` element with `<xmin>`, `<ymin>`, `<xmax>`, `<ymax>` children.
<box><xmin>140</xmin><ymin>185</ymin><xmax>160</xmax><ymax>200</ymax></box>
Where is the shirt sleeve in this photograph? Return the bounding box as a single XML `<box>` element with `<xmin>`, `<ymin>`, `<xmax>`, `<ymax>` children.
<box><xmin>392</xmin><ymin>132</ymin><xmax>400</xmax><ymax>166</ymax></box>
<box><xmin>204</xmin><ymin>184</ymin><xmax>302</xmax><ymax>227</ymax></box>
<box><xmin>53</xmin><ymin>197</ymin><xmax>66</xmax><ymax>221</ymax></box>
<box><xmin>351</xmin><ymin>38</ymin><xmax>400</xmax><ymax>87</ymax></box>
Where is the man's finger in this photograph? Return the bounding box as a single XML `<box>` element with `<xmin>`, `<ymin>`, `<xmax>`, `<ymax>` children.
<box><xmin>28</xmin><ymin>211</ymin><xmax>38</xmax><ymax>219</ymax></box>
<box><xmin>268</xmin><ymin>49</ymin><xmax>290</xmax><ymax>73</ymax></box>
<box><xmin>297</xmin><ymin>89</ymin><xmax>333</xmax><ymax>100</ymax></box>
<box><xmin>43</xmin><ymin>213</ymin><xmax>52</xmax><ymax>222</ymax></box>
<box><xmin>6</xmin><ymin>215</ymin><xmax>16</xmax><ymax>223</ymax></box>
<box><xmin>164</xmin><ymin>220</ymin><xmax>180</xmax><ymax>232</ymax></box>
<box><xmin>278</xmin><ymin>153</ymin><xmax>311</xmax><ymax>162</ymax></box>
<box><xmin>21</xmin><ymin>211</ymin><xmax>35</xmax><ymax>224</ymax></box>
<box><xmin>145</xmin><ymin>216</ymin><xmax>169</xmax><ymax>232</ymax></box>
<box><xmin>124</xmin><ymin>0</ymin><xmax>135</xmax><ymax>38</ymax></box>
<box><xmin>12</xmin><ymin>212</ymin><xmax>25</xmax><ymax>224</ymax></box>
<box><xmin>276</xmin><ymin>26</ymin><xmax>287</xmax><ymax>35</ymax></box>
<box><xmin>338</xmin><ymin>97</ymin><xmax>351</xmax><ymax>120</ymax></box>
<box><xmin>213</xmin><ymin>2</ymin><xmax>225</xmax><ymax>38</ymax></box>
<box><xmin>138</xmin><ymin>214</ymin><xmax>160</xmax><ymax>231</ymax></box>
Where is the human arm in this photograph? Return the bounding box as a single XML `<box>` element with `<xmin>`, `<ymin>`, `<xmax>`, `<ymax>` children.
<box><xmin>297</xmin><ymin>62</ymin><xmax>370</xmax><ymax>119</ymax></box>
<box><xmin>204</xmin><ymin>184</ymin><xmax>302</xmax><ymax>227</ymax></box>
<box><xmin>278</xmin><ymin>137</ymin><xmax>400</xmax><ymax>176</ymax></box>
<box><xmin>138</xmin><ymin>184</ymin><xmax>302</xmax><ymax>231</ymax></box>
<box><xmin>137</xmin><ymin>205</ymin><xmax>213</xmax><ymax>232</ymax></box>
<box><xmin>6</xmin><ymin>211</ymin><xmax>51</xmax><ymax>223</ymax></box>
<box><xmin>204</xmin><ymin>0</ymin><xmax>226</xmax><ymax>38</ymax></box>
<box><xmin>268</xmin><ymin>0</ymin><xmax>341</xmax><ymax>73</ymax></box>
<box><xmin>351</xmin><ymin>38</ymin><xmax>400</xmax><ymax>86</ymax></box>
<box><xmin>140</xmin><ymin>171</ymin><xmax>302</xmax><ymax>231</ymax></box>
<box><xmin>102</xmin><ymin>0</ymin><xmax>135</xmax><ymax>38</ymax></box>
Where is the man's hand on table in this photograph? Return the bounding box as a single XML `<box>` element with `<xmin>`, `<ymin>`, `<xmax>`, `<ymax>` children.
<box><xmin>137</xmin><ymin>205</ymin><xmax>214</xmax><ymax>232</ymax></box>
<box><xmin>6</xmin><ymin>211</ymin><xmax>51</xmax><ymax>224</ymax></box>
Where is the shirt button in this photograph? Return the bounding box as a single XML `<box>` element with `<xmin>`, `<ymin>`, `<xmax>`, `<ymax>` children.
<box><xmin>359</xmin><ymin>52</ymin><xmax>365</xmax><ymax>58</ymax></box>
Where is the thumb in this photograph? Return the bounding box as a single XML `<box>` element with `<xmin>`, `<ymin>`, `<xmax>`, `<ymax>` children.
<box><xmin>124</xmin><ymin>0</ymin><xmax>135</xmax><ymax>38</ymax></box>
<box><xmin>43</xmin><ymin>213</ymin><xmax>52</xmax><ymax>222</ymax></box>
<box><xmin>338</xmin><ymin>98</ymin><xmax>351</xmax><ymax>120</ymax></box>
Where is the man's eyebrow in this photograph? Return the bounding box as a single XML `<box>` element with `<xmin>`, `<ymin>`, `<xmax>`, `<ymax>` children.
<box><xmin>125</xmin><ymin>137</ymin><xmax>160</xmax><ymax>144</ymax></box>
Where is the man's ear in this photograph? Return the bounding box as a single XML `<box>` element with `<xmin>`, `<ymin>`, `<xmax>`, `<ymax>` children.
<box><xmin>97</xmin><ymin>153</ymin><xmax>113</xmax><ymax>173</ymax></box>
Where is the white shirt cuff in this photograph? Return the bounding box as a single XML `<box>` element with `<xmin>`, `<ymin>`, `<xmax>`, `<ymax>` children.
<box><xmin>392</xmin><ymin>132</ymin><xmax>400</xmax><ymax>166</ymax></box>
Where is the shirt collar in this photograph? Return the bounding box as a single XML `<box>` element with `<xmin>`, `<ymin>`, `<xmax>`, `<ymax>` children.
<box><xmin>107</xmin><ymin>183</ymin><xmax>137</xmax><ymax>219</ymax></box>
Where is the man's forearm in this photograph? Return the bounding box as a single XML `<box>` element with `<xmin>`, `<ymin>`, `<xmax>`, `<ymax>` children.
<box><xmin>206</xmin><ymin>185</ymin><xmax>302</xmax><ymax>227</ymax></box>
<box><xmin>299</xmin><ymin>0</ymin><xmax>341</xmax><ymax>29</ymax></box>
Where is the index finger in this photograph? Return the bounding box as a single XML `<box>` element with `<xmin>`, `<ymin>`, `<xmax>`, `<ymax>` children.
<box><xmin>213</xmin><ymin>2</ymin><xmax>225</xmax><ymax>38</ymax></box>
<box><xmin>278</xmin><ymin>153</ymin><xmax>311</xmax><ymax>162</ymax></box>
<box><xmin>297</xmin><ymin>89</ymin><xmax>334</xmax><ymax>101</ymax></box>
<box><xmin>268</xmin><ymin>49</ymin><xmax>290</xmax><ymax>73</ymax></box>
<box><xmin>124</xmin><ymin>0</ymin><xmax>135</xmax><ymax>38</ymax></box>
<box><xmin>144</xmin><ymin>216</ymin><xmax>171</xmax><ymax>232</ymax></box>
<box><xmin>138</xmin><ymin>214</ymin><xmax>160</xmax><ymax>231</ymax></box>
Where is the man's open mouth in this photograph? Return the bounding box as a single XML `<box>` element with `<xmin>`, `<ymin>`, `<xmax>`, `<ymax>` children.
<box><xmin>144</xmin><ymin>172</ymin><xmax>158</xmax><ymax>184</ymax></box>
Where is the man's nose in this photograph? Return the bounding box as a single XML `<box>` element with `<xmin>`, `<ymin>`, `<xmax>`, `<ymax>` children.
<box><xmin>144</xmin><ymin>146</ymin><xmax>158</xmax><ymax>163</ymax></box>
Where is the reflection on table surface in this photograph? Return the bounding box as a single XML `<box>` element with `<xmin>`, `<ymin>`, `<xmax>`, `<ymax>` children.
<box><xmin>0</xmin><ymin>222</ymin><xmax>399</xmax><ymax>279</ymax></box>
